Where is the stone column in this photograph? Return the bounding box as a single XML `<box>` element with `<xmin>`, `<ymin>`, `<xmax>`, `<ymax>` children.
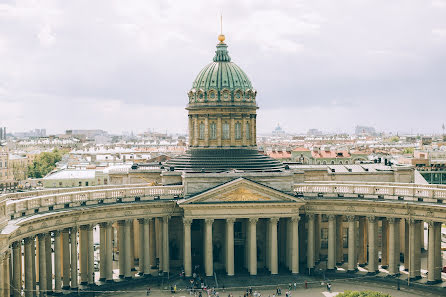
<box><xmin>54</xmin><ymin>231</ymin><xmax>62</xmax><ymax>294</ymax></box>
<box><xmin>307</xmin><ymin>214</ymin><xmax>315</xmax><ymax>270</ymax></box>
<box><xmin>62</xmin><ymin>229</ymin><xmax>70</xmax><ymax>289</ymax></box>
<box><xmin>434</xmin><ymin>222</ymin><xmax>442</xmax><ymax>281</ymax></box>
<box><xmin>188</xmin><ymin>116</ymin><xmax>193</xmax><ymax>146</ymax></box>
<box><xmin>149</xmin><ymin>219</ymin><xmax>156</xmax><ymax>271</ymax></box>
<box><xmin>388</xmin><ymin>218</ymin><xmax>398</xmax><ymax>275</ymax></box>
<box><xmin>143</xmin><ymin>219</ymin><xmax>151</xmax><ymax>275</ymax></box>
<box><xmin>32</xmin><ymin>238</ymin><xmax>36</xmax><ymax>296</ymax></box>
<box><xmin>24</xmin><ymin>238</ymin><xmax>34</xmax><ymax>297</ymax></box>
<box><xmin>367</xmin><ymin>216</ymin><xmax>377</xmax><ymax>274</ymax></box>
<box><xmin>105</xmin><ymin>223</ymin><xmax>113</xmax><ymax>282</ymax></box>
<box><xmin>12</xmin><ymin>241</ymin><xmax>21</xmax><ymax>297</ymax></box>
<box><xmin>315</xmin><ymin>214</ymin><xmax>321</xmax><ymax>262</ymax></box>
<box><xmin>270</xmin><ymin>218</ymin><xmax>279</xmax><ymax>275</ymax></box>
<box><xmin>336</xmin><ymin>216</ymin><xmax>343</xmax><ymax>265</ymax></box>
<box><xmin>2</xmin><ymin>251</ymin><xmax>10</xmax><ymax>297</ymax></box>
<box><xmin>381</xmin><ymin>219</ymin><xmax>389</xmax><ymax>268</ymax></box>
<box><xmin>347</xmin><ymin>216</ymin><xmax>357</xmax><ymax>272</ymax></box>
<box><xmin>427</xmin><ymin>221</ymin><xmax>436</xmax><ymax>284</ymax></box>
<box><xmin>79</xmin><ymin>225</ymin><xmax>88</xmax><ymax>284</ymax></box>
<box><xmin>217</xmin><ymin>117</ymin><xmax>222</xmax><ymax>146</ymax></box>
<box><xmin>99</xmin><ymin>223</ymin><xmax>107</xmax><ymax>281</ymax></box>
<box><xmin>37</xmin><ymin>234</ymin><xmax>47</xmax><ymax>294</ymax></box>
<box><xmin>137</xmin><ymin>219</ymin><xmax>145</xmax><ymax>275</ymax></box>
<box><xmin>183</xmin><ymin>218</ymin><xmax>192</xmax><ymax>277</ymax></box>
<box><xmin>45</xmin><ymin>234</ymin><xmax>52</xmax><ymax>293</ymax></box>
<box><xmin>249</xmin><ymin>218</ymin><xmax>258</xmax><ymax>275</ymax></box>
<box><xmin>162</xmin><ymin>216</ymin><xmax>170</xmax><ymax>274</ymax></box>
<box><xmin>327</xmin><ymin>214</ymin><xmax>336</xmax><ymax>270</ymax></box>
<box><xmin>409</xmin><ymin>219</ymin><xmax>421</xmax><ymax>279</ymax></box>
<box><xmin>230</xmin><ymin>117</ymin><xmax>235</xmax><ymax>146</ymax></box>
<box><xmin>204</xmin><ymin>218</ymin><xmax>214</xmax><ymax>277</ymax></box>
<box><xmin>204</xmin><ymin>115</ymin><xmax>209</xmax><ymax>146</ymax></box>
<box><xmin>404</xmin><ymin>220</ymin><xmax>409</xmax><ymax>270</ymax></box>
<box><xmin>291</xmin><ymin>216</ymin><xmax>300</xmax><ymax>274</ymax></box>
<box><xmin>118</xmin><ymin>221</ymin><xmax>125</xmax><ymax>278</ymax></box>
<box><xmin>242</xmin><ymin>116</ymin><xmax>247</xmax><ymax>146</ymax></box>
<box><xmin>250</xmin><ymin>117</ymin><xmax>255</xmax><ymax>146</ymax></box>
<box><xmin>193</xmin><ymin>116</ymin><xmax>198</xmax><ymax>146</ymax></box>
<box><xmin>226</xmin><ymin>218</ymin><xmax>235</xmax><ymax>276</ymax></box>
<box><xmin>129</xmin><ymin>222</ymin><xmax>135</xmax><ymax>272</ymax></box>
<box><xmin>358</xmin><ymin>217</ymin><xmax>366</xmax><ymax>266</ymax></box>
<box><xmin>70</xmin><ymin>227</ymin><xmax>78</xmax><ymax>289</ymax></box>
<box><xmin>124</xmin><ymin>220</ymin><xmax>132</xmax><ymax>279</ymax></box>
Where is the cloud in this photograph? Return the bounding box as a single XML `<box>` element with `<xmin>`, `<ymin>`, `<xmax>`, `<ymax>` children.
<box><xmin>0</xmin><ymin>0</ymin><xmax>445</xmax><ymax>134</ymax></box>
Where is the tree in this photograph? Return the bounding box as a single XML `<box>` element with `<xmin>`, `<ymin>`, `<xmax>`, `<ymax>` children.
<box><xmin>336</xmin><ymin>291</ymin><xmax>392</xmax><ymax>297</ymax></box>
<box><xmin>28</xmin><ymin>149</ymin><xmax>67</xmax><ymax>178</ymax></box>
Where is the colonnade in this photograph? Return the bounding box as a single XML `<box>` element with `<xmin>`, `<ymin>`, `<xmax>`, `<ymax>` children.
<box><xmin>2</xmin><ymin>216</ymin><xmax>170</xmax><ymax>297</ymax></box>
<box><xmin>305</xmin><ymin>214</ymin><xmax>443</xmax><ymax>284</ymax></box>
<box><xmin>182</xmin><ymin>216</ymin><xmax>301</xmax><ymax>278</ymax></box>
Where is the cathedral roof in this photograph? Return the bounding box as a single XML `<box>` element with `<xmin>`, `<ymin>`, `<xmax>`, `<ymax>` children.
<box><xmin>188</xmin><ymin>39</ymin><xmax>256</xmax><ymax>104</ymax></box>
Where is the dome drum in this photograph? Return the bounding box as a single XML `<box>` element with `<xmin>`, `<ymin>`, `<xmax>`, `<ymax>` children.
<box><xmin>188</xmin><ymin>88</ymin><xmax>257</xmax><ymax>104</ymax></box>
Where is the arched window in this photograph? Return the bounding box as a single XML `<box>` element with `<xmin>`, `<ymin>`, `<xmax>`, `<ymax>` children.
<box><xmin>199</xmin><ymin>122</ymin><xmax>205</xmax><ymax>140</ymax></box>
<box><xmin>235</xmin><ymin>122</ymin><xmax>242</xmax><ymax>139</ymax></box>
<box><xmin>345</xmin><ymin>161</ymin><xmax>349</xmax><ymax>165</ymax></box>
<box><xmin>246</xmin><ymin>122</ymin><xmax>250</xmax><ymax>140</ymax></box>
<box><xmin>222</xmin><ymin>123</ymin><xmax>230</xmax><ymax>140</ymax></box>
<box><xmin>331</xmin><ymin>160</ymin><xmax>335</xmax><ymax>165</ymax></box>
<box><xmin>339</xmin><ymin>161</ymin><xmax>343</xmax><ymax>165</ymax></box>
<box><xmin>210</xmin><ymin>123</ymin><xmax>217</xmax><ymax>140</ymax></box>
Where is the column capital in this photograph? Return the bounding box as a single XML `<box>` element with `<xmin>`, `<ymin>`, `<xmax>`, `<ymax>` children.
<box><xmin>291</xmin><ymin>216</ymin><xmax>301</xmax><ymax>223</ymax></box>
<box><xmin>347</xmin><ymin>215</ymin><xmax>356</xmax><ymax>222</ymax></box>
<box><xmin>37</xmin><ymin>233</ymin><xmax>47</xmax><ymax>239</ymax></box>
<box><xmin>307</xmin><ymin>214</ymin><xmax>315</xmax><ymax>220</ymax></box>
<box><xmin>80</xmin><ymin>224</ymin><xmax>93</xmax><ymax>230</ymax></box>
<box><xmin>205</xmin><ymin>218</ymin><xmax>214</xmax><ymax>225</ymax></box>
<box><xmin>183</xmin><ymin>218</ymin><xmax>193</xmax><ymax>226</ymax></box>
<box><xmin>12</xmin><ymin>241</ymin><xmax>20</xmax><ymax>248</ymax></box>
<box><xmin>387</xmin><ymin>217</ymin><xmax>398</xmax><ymax>224</ymax></box>
<box><xmin>249</xmin><ymin>217</ymin><xmax>259</xmax><ymax>224</ymax></box>
<box><xmin>99</xmin><ymin>221</ymin><xmax>113</xmax><ymax>228</ymax></box>
<box><xmin>367</xmin><ymin>216</ymin><xmax>376</xmax><ymax>223</ymax></box>
<box><xmin>226</xmin><ymin>217</ymin><xmax>236</xmax><ymax>224</ymax></box>
<box><xmin>427</xmin><ymin>220</ymin><xmax>436</xmax><ymax>227</ymax></box>
<box><xmin>270</xmin><ymin>217</ymin><xmax>279</xmax><ymax>224</ymax></box>
<box><xmin>327</xmin><ymin>214</ymin><xmax>336</xmax><ymax>221</ymax></box>
<box><xmin>70</xmin><ymin>226</ymin><xmax>78</xmax><ymax>233</ymax></box>
<box><xmin>117</xmin><ymin>220</ymin><xmax>126</xmax><ymax>226</ymax></box>
<box><xmin>53</xmin><ymin>230</ymin><xmax>61</xmax><ymax>237</ymax></box>
<box><xmin>163</xmin><ymin>215</ymin><xmax>171</xmax><ymax>222</ymax></box>
<box><xmin>23</xmin><ymin>236</ymin><xmax>34</xmax><ymax>244</ymax></box>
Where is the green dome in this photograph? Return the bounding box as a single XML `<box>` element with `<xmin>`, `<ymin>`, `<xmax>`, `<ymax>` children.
<box><xmin>188</xmin><ymin>42</ymin><xmax>256</xmax><ymax>103</ymax></box>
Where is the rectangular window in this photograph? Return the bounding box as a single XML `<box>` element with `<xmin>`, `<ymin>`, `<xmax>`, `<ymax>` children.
<box><xmin>199</xmin><ymin>123</ymin><xmax>205</xmax><ymax>140</ymax></box>
<box><xmin>246</xmin><ymin>122</ymin><xmax>250</xmax><ymax>140</ymax></box>
<box><xmin>210</xmin><ymin>123</ymin><xmax>217</xmax><ymax>140</ymax></box>
<box><xmin>235</xmin><ymin>122</ymin><xmax>242</xmax><ymax>140</ymax></box>
<box><xmin>222</xmin><ymin>123</ymin><xmax>230</xmax><ymax>140</ymax></box>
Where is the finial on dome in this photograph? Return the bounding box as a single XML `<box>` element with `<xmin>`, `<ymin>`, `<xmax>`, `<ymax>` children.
<box><xmin>218</xmin><ymin>13</ymin><xmax>225</xmax><ymax>44</ymax></box>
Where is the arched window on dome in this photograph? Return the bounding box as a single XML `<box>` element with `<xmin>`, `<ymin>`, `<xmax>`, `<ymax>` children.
<box><xmin>235</xmin><ymin>122</ymin><xmax>242</xmax><ymax>140</ymax></box>
<box><xmin>222</xmin><ymin>122</ymin><xmax>230</xmax><ymax>140</ymax></box>
<box><xmin>210</xmin><ymin>123</ymin><xmax>217</xmax><ymax>140</ymax></box>
<box><xmin>199</xmin><ymin>122</ymin><xmax>205</xmax><ymax>140</ymax></box>
<box><xmin>246</xmin><ymin>122</ymin><xmax>250</xmax><ymax>140</ymax></box>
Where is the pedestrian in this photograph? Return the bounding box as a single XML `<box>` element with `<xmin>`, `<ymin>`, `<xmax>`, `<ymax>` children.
<box><xmin>326</xmin><ymin>282</ymin><xmax>331</xmax><ymax>292</ymax></box>
<box><xmin>146</xmin><ymin>287</ymin><xmax>151</xmax><ymax>296</ymax></box>
<box><xmin>304</xmin><ymin>280</ymin><xmax>307</xmax><ymax>289</ymax></box>
<box><xmin>293</xmin><ymin>283</ymin><xmax>296</xmax><ymax>291</ymax></box>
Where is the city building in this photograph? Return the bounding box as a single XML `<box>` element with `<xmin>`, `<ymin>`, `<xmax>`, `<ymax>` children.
<box><xmin>0</xmin><ymin>34</ymin><xmax>444</xmax><ymax>297</ymax></box>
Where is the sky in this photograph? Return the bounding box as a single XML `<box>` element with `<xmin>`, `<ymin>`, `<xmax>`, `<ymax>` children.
<box><xmin>0</xmin><ymin>0</ymin><xmax>445</xmax><ymax>135</ymax></box>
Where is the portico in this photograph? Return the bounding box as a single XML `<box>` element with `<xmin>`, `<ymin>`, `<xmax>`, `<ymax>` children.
<box><xmin>178</xmin><ymin>178</ymin><xmax>304</xmax><ymax>276</ymax></box>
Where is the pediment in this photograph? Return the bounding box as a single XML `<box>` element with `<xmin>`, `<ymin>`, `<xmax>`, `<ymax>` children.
<box><xmin>179</xmin><ymin>177</ymin><xmax>302</xmax><ymax>205</ymax></box>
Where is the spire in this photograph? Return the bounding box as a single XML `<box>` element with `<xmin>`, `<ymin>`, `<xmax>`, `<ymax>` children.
<box><xmin>214</xmin><ymin>14</ymin><xmax>231</xmax><ymax>62</ymax></box>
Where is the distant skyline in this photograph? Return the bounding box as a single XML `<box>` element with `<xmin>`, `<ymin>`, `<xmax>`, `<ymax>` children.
<box><xmin>1</xmin><ymin>1</ymin><xmax>445</xmax><ymax>135</ymax></box>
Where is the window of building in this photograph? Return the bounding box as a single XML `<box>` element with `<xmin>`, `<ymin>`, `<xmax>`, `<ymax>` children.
<box><xmin>235</xmin><ymin>122</ymin><xmax>241</xmax><ymax>139</ymax></box>
<box><xmin>331</xmin><ymin>160</ymin><xmax>335</xmax><ymax>165</ymax></box>
<box><xmin>79</xmin><ymin>181</ymin><xmax>82</xmax><ymax>186</ymax></box>
<box><xmin>210</xmin><ymin>123</ymin><xmax>217</xmax><ymax>140</ymax></box>
<box><xmin>199</xmin><ymin>122</ymin><xmax>205</xmax><ymax>140</ymax></box>
<box><xmin>85</xmin><ymin>181</ymin><xmax>89</xmax><ymax>186</ymax></box>
<box><xmin>246</xmin><ymin>122</ymin><xmax>250</xmax><ymax>140</ymax></box>
<box><xmin>59</xmin><ymin>182</ymin><xmax>62</xmax><ymax>186</ymax></box>
<box><xmin>222</xmin><ymin>123</ymin><xmax>230</xmax><ymax>140</ymax></box>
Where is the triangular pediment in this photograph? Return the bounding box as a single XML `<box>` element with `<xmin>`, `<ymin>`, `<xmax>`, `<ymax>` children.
<box><xmin>178</xmin><ymin>178</ymin><xmax>303</xmax><ymax>205</ymax></box>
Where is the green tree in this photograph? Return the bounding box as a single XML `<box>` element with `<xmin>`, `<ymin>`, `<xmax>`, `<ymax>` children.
<box><xmin>402</xmin><ymin>147</ymin><xmax>414</xmax><ymax>155</ymax></box>
<box><xmin>28</xmin><ymin>149</ymin><xmax>67</xmax><ymax>178</ymax></box>
<box><xmin>336</xmin><ymin>291</ymin><xmax>392</xmax><ymax>297</ymax></box>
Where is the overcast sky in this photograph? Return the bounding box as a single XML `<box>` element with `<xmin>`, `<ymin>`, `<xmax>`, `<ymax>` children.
<box><xmin>0</xmin><ymin>0</ymin><xmax>445</xmax><ymax>135</ymax></box>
